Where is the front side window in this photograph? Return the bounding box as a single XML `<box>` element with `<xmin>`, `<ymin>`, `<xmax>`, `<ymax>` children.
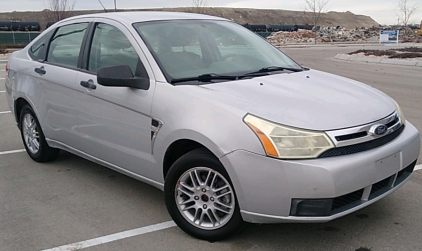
<box><xmin>47</xmin><ymin>23</ymin><xmax>88</xmax><ymax>68</ymax></box>
<box><xmin>134</xmin><ymin>20</ymin><xmax>301</xmax><ymax>82</ymax></box>
<box><xmin>88</xmin><ymin>23</ymin><xmax>139</xmax><ymax>74</ymax></box>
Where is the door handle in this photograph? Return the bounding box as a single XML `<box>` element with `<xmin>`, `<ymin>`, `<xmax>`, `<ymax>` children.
<box><xmin>80</xmin><ymin>80</ymin><xmax>97</xmax><ymax>90</ymax></box>
<box><xmin>34</xmin><ymin>66</ymin><xmax>46</xmax><ymax>75</ymax></box>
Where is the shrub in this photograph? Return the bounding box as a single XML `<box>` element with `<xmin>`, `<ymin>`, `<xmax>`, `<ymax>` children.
<box><xmin>0</xmin><ymin>44</ymin><xmax>7</xmax><ymax>54</ymax></box>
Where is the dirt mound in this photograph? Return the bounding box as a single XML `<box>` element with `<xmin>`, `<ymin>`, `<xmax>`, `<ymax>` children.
<box><xmin>0</xmin><ymin>7</ymin><xmax>378</xmax><ymax>30</ymax></box>
<box><xmin>179</xmin><ymin>8</ymin><xmax>378</xmax><ymax>29</ymax></box>
<box><xmin>348</xmin><ymin>47</ymin><xmax>422</xmax><ymax>59</ymax></box>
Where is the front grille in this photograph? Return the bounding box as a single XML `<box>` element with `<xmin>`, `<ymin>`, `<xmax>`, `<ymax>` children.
<box><xmin>305</xmin><ymin>160</ymin><xmax>418</xmax><ymax>216</ymax></box>
<box><xmin>329</xmin><ymin>161</ymin><xmax>416</xmax><ymax>215</ymax></box>
<box><xmin>371</xmin><ymin>176</ymin><xmax>392</xmax><ymax>194</ymax></box>
<box><xmin>319</xmin><ymin>125</ymin><xmax>404</xmax><ymax>158</ymax></box>
<box><xmin>331</xmin><ymin>189</ymin><xmax>364</xmax><ymax>212</ymax></box>
<box><xmin>386</xmin><ymin>116</ymin><xmax>399</xmax><ymax>128</ymax></box>
<box><xmin>335</xmin><ymin>131</ymin><xmax>367</xmax><ymax>141</ymax></box>
<box><xmin>397</xmin><ymin>168</ymin><xmax>407</xmax><ymax>180</ymax></box>
<box><xmin>395</xmin><ymin>160</ymin><xmax>417</xmax><ymax>186</ymax></box>
<box><xmin>369</xmin><ymin>175</ymin><xmax>393</xmax><ymax>199</ymax></box>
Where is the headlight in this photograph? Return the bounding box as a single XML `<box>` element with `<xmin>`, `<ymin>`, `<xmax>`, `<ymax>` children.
<box><xmin>244</xmin><ymin>114</ymin><xmax>334</xmax><ymax>159</ymax></box>
<box><xmin>394</xmin><ymin>101</ymin><xmax>406</xmax><ymax>125</ymax></box>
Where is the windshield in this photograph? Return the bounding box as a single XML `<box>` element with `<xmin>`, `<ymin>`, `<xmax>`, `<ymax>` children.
<box><xmin>134</xmin><ymin>20</ymin><xmax>301</xmax><ymax>83</ymax></box>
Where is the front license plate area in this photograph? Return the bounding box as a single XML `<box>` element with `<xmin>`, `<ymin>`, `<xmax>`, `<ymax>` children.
<box><xmin>375</xmin><ymin>152</ymin><xmax>400</xmax><ymax>181</ymax></box>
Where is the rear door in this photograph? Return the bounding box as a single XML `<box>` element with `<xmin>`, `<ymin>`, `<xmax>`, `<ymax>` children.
<box><xmin>24</xmin><ymin>20</ymin><xmax>91</xmax><ymax>148</ymax></box>
<box><xmin>75</xmin><ymin>19</ymin><xmax>157</xmax><ymax>177</ymax></box>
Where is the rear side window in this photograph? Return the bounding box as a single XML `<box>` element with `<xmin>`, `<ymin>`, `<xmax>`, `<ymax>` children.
<box><xmin>88</xmin><ymin>23</ymin><xmax>139</xmax><ymax>74</ymax></box>
<box><xmin>29</xmin><ymin>30</ymin><xmax>54</xmax><ymax>61</ymax></box>
<box><xmin>47</xmin><ymin>23</ymin><xmax>88</xmax><ymax>68</ymax></box>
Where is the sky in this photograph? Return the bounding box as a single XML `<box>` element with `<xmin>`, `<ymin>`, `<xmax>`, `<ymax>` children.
<box><xmin>0</xmin><ymin>0</ymin><xmax>421</xmax><ymax>25</ymax></box>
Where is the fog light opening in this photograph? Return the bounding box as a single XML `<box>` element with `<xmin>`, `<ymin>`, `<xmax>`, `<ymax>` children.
<box><xmin>290</xmin><ymin>199</ymin><xmax>333</xmax><ymax>217</ymax></box>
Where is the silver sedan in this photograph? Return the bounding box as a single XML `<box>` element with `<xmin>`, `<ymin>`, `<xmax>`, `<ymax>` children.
<box><xmin>4</xmin><ymin>12</ymin><xmax>420</xmax><ymax>240</ymax></box>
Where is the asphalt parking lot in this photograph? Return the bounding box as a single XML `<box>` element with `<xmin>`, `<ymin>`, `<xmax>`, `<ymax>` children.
<box><xmin>1</xmin><ymin>44</ymin><xmax>421</xmax><ymax>251</ymax></box>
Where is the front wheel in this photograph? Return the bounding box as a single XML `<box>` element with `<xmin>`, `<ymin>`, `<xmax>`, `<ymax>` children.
<box><xmin>19</xmin><ymin>105</ymin><xmax>60</xmax><ymax>162</ymax></box>
<box><xmin>164</xmin><ymin>148</ymin><xmax>244</xmax><ymax>241</ymax></box>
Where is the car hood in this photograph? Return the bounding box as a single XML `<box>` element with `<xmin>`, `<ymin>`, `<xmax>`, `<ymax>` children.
<box><xmin>191</xmin><ymin>69</ymin><xmax>396</xmax><ymax>131</ymax></box>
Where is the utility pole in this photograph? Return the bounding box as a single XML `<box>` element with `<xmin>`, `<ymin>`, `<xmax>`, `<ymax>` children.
<box><xmin>114</xmin><ymin>0</ymin><xmax>117</xmax><ymax>11</ymax></box>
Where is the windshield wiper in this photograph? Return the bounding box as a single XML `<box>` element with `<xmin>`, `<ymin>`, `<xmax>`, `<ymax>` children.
<box><xmin>171</xmin><ymin>73</ymin><xmax>238</xmax><ymax>84</ymax></box>
<box><xmin>252</xmin><ymin>66</ymin><xmax>304</xmax><ymax>74</ymax></box>
<box><xmin>170</xmin><ymin>67</ymin><xmax>304</xmax><ymax>84</ymax></box>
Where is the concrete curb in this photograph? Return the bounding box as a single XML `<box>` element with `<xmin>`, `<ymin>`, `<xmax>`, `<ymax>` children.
<box><xmin>278</xmin><ymin>43</ymin><xmax>422</xmax><ymax>49</ymax></box>
<box><xmin>334</xmin><ymin>54</ymin><xmax>351</xmax><ymax>60</ymax></box>
<box><xmin>335</xmin><ymin>54</ymin><xmax>422</xmax><ymax>67</ymax></box>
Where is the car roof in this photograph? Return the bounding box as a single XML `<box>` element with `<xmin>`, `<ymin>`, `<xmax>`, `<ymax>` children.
<box><xmin>66</xmin><ymin>11</ymin><xmax>228</xmax><ymax>24</ymax></box>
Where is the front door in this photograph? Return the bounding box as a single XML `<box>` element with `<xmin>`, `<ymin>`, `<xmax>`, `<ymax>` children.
<box><xmin>75</xmin><ymin>21</ymin><xmax>156</xmax><ymax>177</ymax></box>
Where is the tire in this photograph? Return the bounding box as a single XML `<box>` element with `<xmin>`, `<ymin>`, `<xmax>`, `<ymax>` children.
<box><xmin>164</xmin><ymin>148</ymin><xmax>244</xmax><ymax>241</ymax></box>
<box><xmin>19</xmin><ymin>105</ymin><xmax>60</xmax><ymax>162</ymax></box>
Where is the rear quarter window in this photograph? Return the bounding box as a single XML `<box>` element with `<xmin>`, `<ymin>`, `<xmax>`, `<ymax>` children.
<box><xmin>28</xmin><ymin>30</ymin><xmax>54</xmax><ymax>61</ymax></box>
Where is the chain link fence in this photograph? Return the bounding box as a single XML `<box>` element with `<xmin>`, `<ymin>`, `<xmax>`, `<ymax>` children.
<box><xmin>0</xmin><ymin>31</ymin><xmax>40</xmax><ymax>45</ymax></box>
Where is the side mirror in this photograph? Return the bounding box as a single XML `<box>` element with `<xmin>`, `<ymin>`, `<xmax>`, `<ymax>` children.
<box><xmin>97</xmin><ymin>65</ymin><xmax>150</xmax><ymax>90</ymax></box>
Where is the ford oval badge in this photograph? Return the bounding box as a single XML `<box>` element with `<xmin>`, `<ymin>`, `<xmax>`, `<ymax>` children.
<box><xmin>370</xmin><ymin>124</ymin><xmax>388</xmax><ymax>136</ymax></box>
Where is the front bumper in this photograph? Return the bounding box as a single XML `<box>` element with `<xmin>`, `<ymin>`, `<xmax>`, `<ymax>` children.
<box><xmin>220</xmin><ymin>122</ymin><xmax>420</xmax><ymax>223</ymax></box>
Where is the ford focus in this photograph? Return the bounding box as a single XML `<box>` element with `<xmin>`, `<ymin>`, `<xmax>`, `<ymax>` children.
<box><xmin>4</xmin><ymin>12</ymin><xmax>420</xmax><ymax>240</ymax></box>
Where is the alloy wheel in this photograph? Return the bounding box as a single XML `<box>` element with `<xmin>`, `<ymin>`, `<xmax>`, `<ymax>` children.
<box><xmin>22</xmin><ymin>113</ymin><xmax>40</xmax><ymax>154</ymax></box>
<box><xmin>175</xmin><ymin>167</ymin><xmax>235</xmax><ymax>230</ymax></box>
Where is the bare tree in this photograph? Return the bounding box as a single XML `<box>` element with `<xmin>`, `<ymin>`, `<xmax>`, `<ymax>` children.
<box><xmin>304</xmin><ymin>0</ymin><xmax>330</xmax><ymax>44</ymax></box>
<box><xmin>46</xmin><ymin>0</ymin><xmax>77</xmax><ymax>22</ymax></box>
<box><xmin>192</xmin><ymin>0</ymin><xmax>207</xmax><ymax>14</ymax></box>
<box><xmin>396</xmin><ymin>0</ymin><xmax>418</xmax><ymax>34</ymax></box>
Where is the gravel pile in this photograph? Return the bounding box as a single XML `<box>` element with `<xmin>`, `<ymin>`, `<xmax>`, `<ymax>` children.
<box><xmin>316</xmin><ymin>26</ymin><xmax>380</xmax><ymax>42</ymax></box>
<box><xmin>266</xmin><ymin>26</ymin><xmax>419</xmax><ymax>45</ymax></box>
<box><xmin>266</xmin><ymin>29</ymin><xmax>320</xmax><ymax>45</ymax></box>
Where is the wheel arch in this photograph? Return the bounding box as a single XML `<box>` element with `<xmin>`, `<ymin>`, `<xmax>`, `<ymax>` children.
<box><xmin>162</xmin><ymin>139</ymin><xmax>217</xmax><ymax>180</ymax></box>
<box><xmin>160</xmin><ymin>135</ymin><xmax>246</xmax><ymax>214</ymax></box>
<box><xmin>14</xmin><ymin>97</ymin><xmax>32</xmax><ymax>126</ymax></box>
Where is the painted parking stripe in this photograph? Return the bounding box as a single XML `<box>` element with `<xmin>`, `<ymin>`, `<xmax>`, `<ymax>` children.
<box><xmin>40</xmin><ymin>221</ymin><xmax>176</xmax><ymax>251</ymax></box>
<box><xmin>415</xmin><ymin>164</ymin><xmax>422</xmax><ymax>171</ymax></box>
<box><xmin>0</xmin><ymin>111</ymin><xmax>11</xmax><ymax>114</ymax></box>
<box><xmin>0</xmin><ymin>77</ymin><xmax>5</xmax><ymax>79</ymax></box>
<box><xmin>0</xmin><ymin>149</ymin><xmax>26</xmax><ymax>155</ymax></box>
<box><xmin>0</xmin><ymin>91</ymin><xmax>5</xmax><ymax>93</ymax></box>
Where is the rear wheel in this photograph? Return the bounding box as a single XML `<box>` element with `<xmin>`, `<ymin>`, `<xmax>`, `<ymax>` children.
<box><xmin>165</xmin><ymin>148</ymin><xmax>244</xmax><ymax>241</ymax></box>
<box><xmin>19</xmin><ymin>105</ymin><xmax>59</xmax><ymax>162</ymax></box>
